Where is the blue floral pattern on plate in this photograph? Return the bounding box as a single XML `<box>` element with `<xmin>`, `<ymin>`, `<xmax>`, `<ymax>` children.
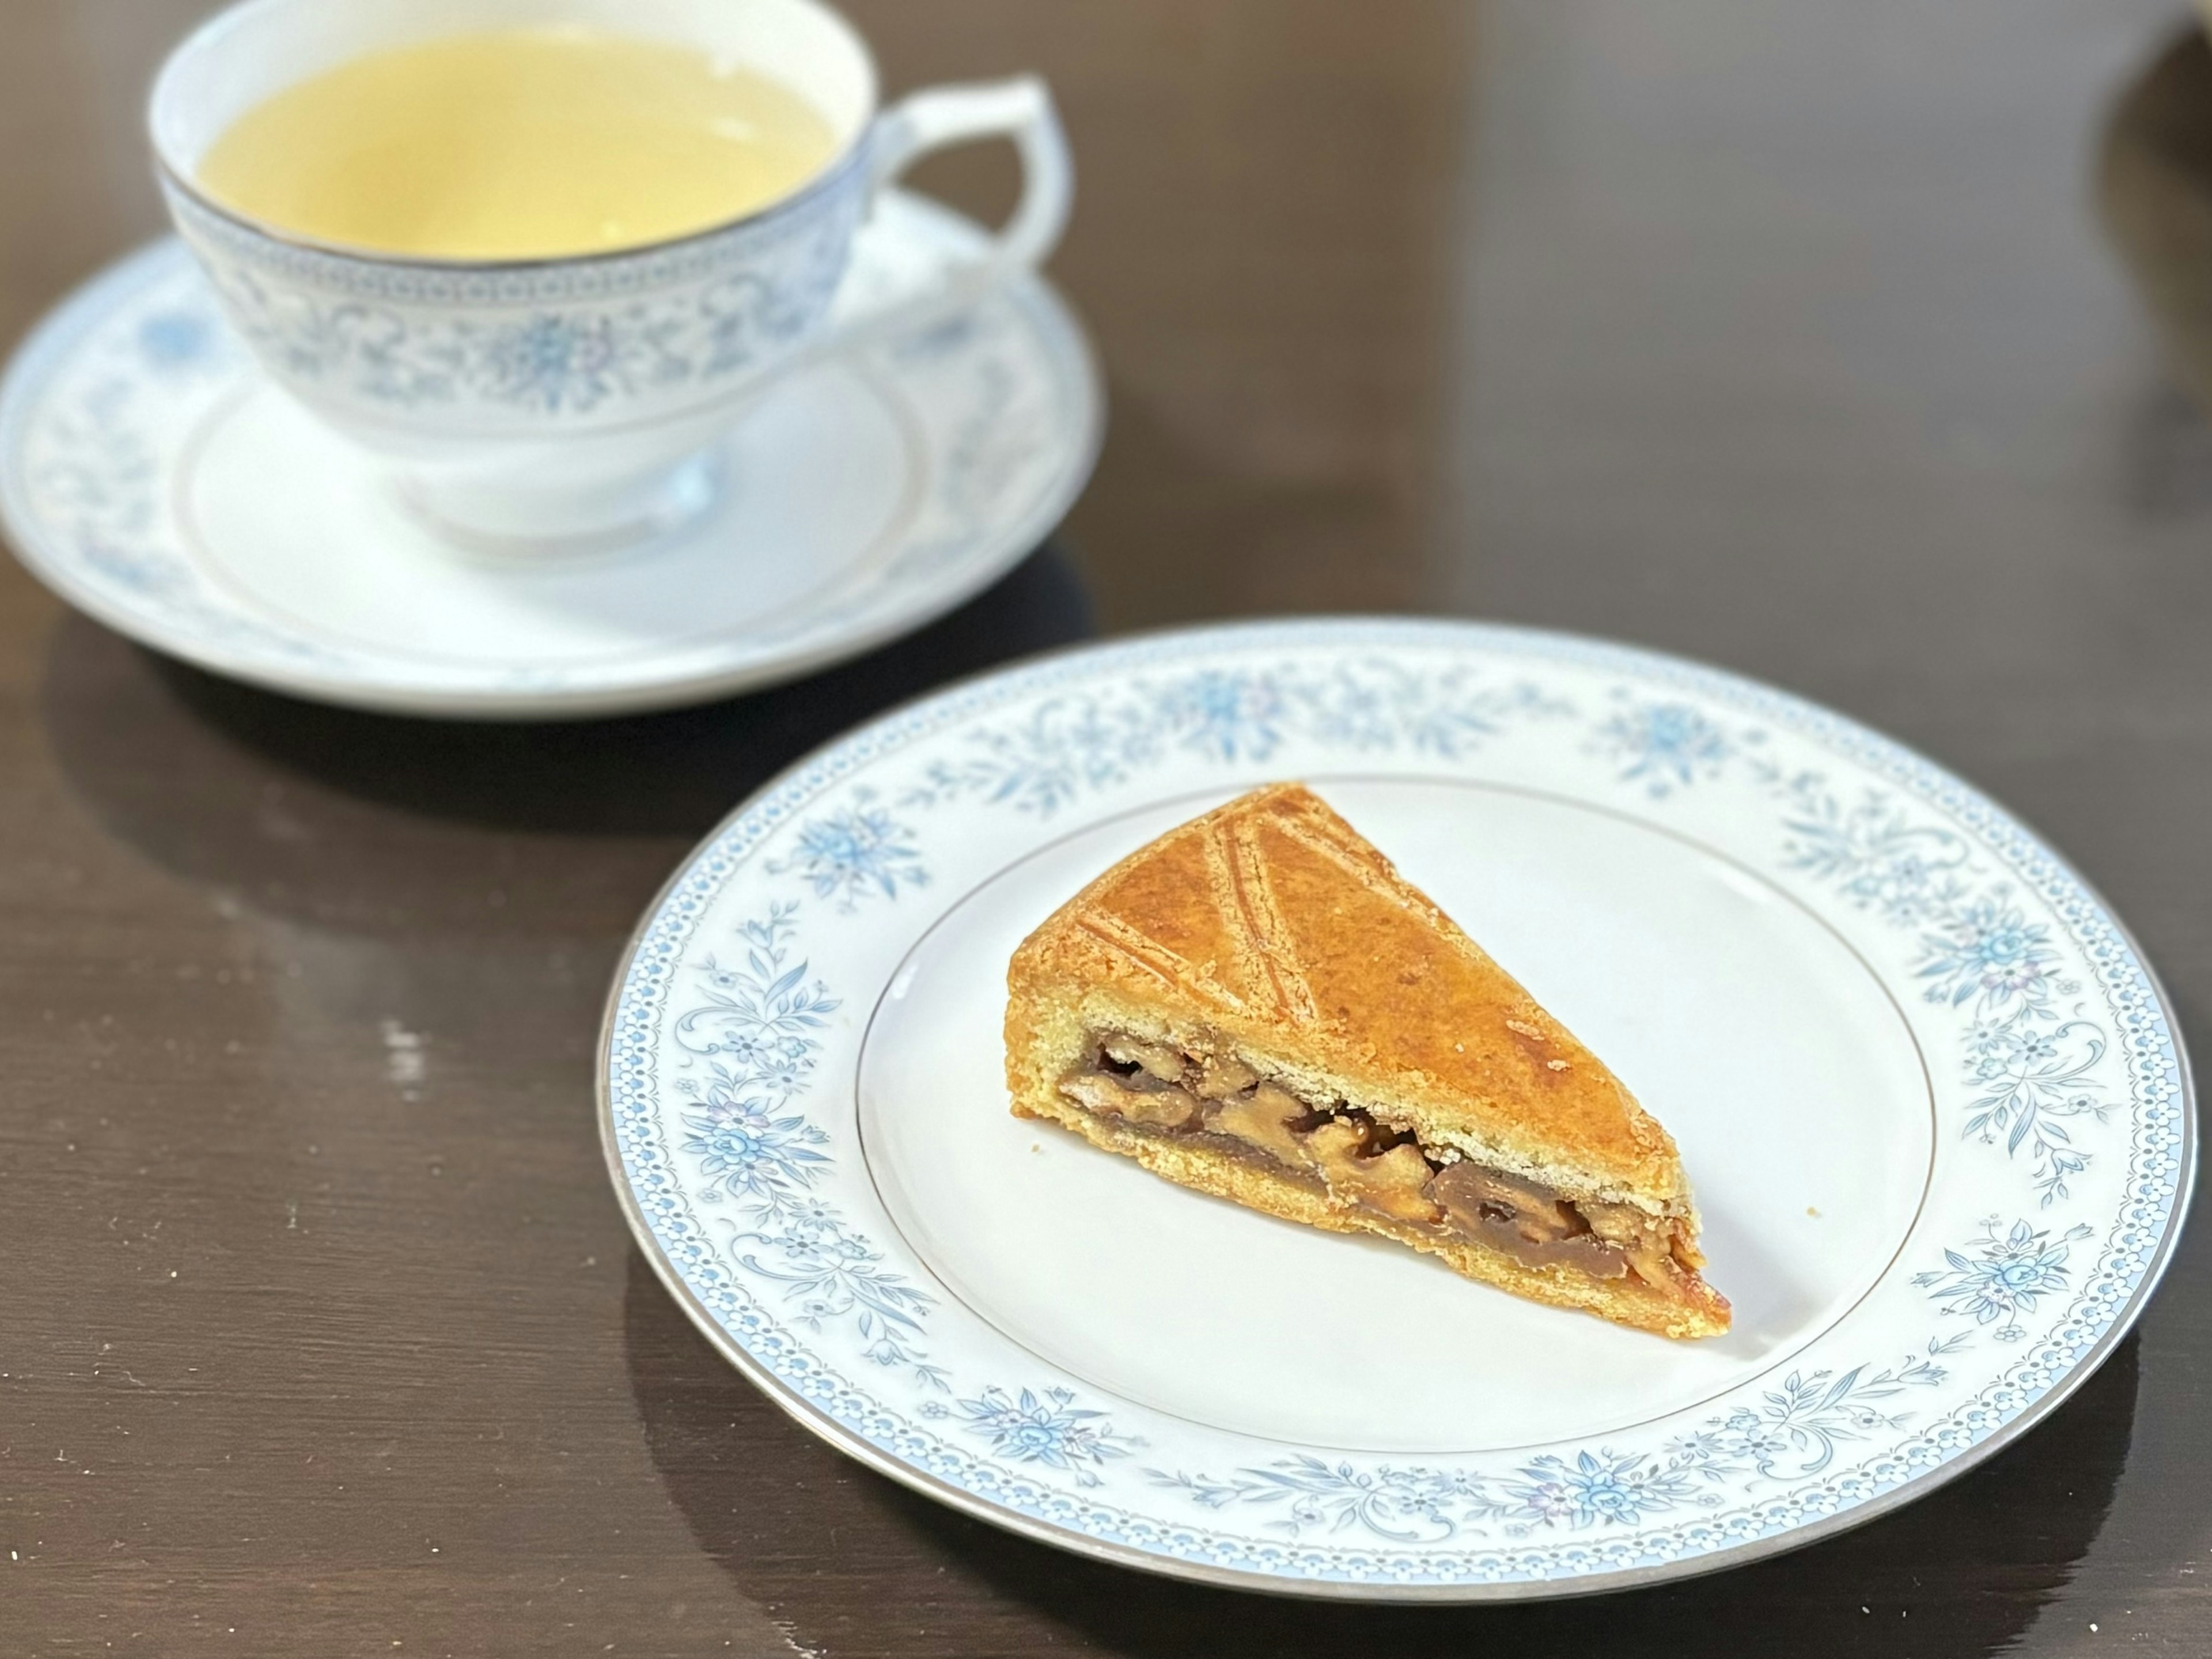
<box><xmin>931</xmin><ymin>1387</ymin><xmax>1144</xmax><ymax>1487</ymax></box>
<box><xmin>1914</xmin><ymin>1217</ymin><xmax>2096</xmax><ymax>1342</ymax></box>
<box><xmin>1755</xmin><ymin>770</ymin><xmax>2114</xmax><ymax>1202</ymax></box>
<box><xmin>600</xmin><ymin>619</ymin><xmax>2192</xmax><ymax>1599</ymax></box>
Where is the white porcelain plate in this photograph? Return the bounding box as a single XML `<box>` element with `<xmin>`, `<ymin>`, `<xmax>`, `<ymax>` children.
<box><xmin>599</xmin><ymin>619</ymin><xmax>2193</xmax><ymax>1599</ymax></box>
<box><xmin>0</xmin><ymin>194</ymin><xmax>1100</xmax><ymax>718</ymax></box>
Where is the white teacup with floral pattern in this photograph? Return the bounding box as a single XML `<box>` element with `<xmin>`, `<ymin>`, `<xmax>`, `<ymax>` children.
<box><xmin>149</xmin><ymin>0</ymin><xmax>1072</xmax><ymax>554</ymax></box>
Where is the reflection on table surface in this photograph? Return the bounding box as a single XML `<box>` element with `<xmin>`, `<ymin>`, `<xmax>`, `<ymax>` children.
<box><xmin>3</xmin><ymin>1</ymin><xmax>2211</xmax><ymax>1653</ymax></box>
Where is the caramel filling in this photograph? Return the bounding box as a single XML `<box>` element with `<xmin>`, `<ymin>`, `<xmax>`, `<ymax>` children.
<box><xmin>1060</xmin><ymin>1034</ymin><xmax>1700</xmax><ymax>1296</ymax></box>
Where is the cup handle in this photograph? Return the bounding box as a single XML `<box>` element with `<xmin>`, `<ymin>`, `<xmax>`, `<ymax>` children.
<box><xmin>870</xmin><ymin>76</ymin><xmax>1072</xmax><ymax>269</ymax></box>
<box><xmin>822</xmin><ymin>76</ymin><xmax>1073</xmax><ymax>353</ymax></box>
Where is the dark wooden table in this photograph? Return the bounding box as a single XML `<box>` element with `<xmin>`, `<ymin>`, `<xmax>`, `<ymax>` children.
<box><xmin>6</xmin><ymin>1</ymin><xmax>2210</xmax><ymax>1652</ymax></box>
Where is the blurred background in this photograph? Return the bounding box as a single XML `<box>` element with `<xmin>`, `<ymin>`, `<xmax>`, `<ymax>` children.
<box><xmin>4</xmin><ymin>1</ymin><xmax>2210</xmax><ymax>1653</ymax></box>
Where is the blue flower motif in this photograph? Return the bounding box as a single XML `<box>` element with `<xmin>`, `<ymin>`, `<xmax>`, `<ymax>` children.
<box><xmin>779</xmin><ymin>1198</ymin><xmax>839</xmax><ymax>1243</ymax></box>
<box><xmin>1915</xmin><ymin>1217</ymin><xmax>2093</xmax><ymax>1340</ymax></box>
<box><xmin>1594</xmin><ymin>700</ymin><xmax>1734</xmax><ymax>796</ymax></box>
<box><xmin>137</xmin><ymin>310</ymin><xmax>212</xmax><ymax>370</ymax></box>
<box><xmin>950</xmin><ymin>1387</ymin><xmax>1142</xmax><ymax>1487</ymax></box>
<box><xmin>770</xmin><ymin>794</ymin><xmax>927</xmax><ymax>910</ymax></box>
<box><xmin>1157</xmin><ymin>671</ymin><xmax>1285</xmax><ymax>762</ymax></box>
<box><xmin>480</xmin><ymin>315</ymin><xmax>623</xmax><ymax>412</ymax></box>
<box><xmin>1492</xmin><ymin>1450</ymin><xmax>1703</xmax><ymax>1529</ymax></box>
<box><xmin>680</xmin><ymin>1086</ymin><xmax>832</xmax><ymax>1208</ymax></box>
<box><xmin>1918</xmin><ymin>900</ymin><xmax>2066</xmax><ymax>1014</ymax></box>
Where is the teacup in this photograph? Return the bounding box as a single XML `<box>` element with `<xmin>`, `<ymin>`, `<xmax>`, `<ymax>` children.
<box><xmin>149</xmin><ymin>0</ymin><xmax>1071</xmax><ymax>554</ymax></box>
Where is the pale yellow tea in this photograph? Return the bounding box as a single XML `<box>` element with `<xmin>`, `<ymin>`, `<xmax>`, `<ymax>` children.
<box><xmin>196</xmin><ymin>27</ymin><xmax>841</xmax><ymax>260</ymax></box>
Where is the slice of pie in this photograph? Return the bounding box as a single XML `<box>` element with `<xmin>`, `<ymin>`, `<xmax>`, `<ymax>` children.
<box><xmin>1004</xmin><ymin>782</ymin><xmax>1730</xmax><ymax>1339</ymax></box>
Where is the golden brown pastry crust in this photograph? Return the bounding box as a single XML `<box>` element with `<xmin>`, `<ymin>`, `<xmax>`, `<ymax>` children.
<box><xmin>1004</xmin><ymin>781</ymin><xmax>1730</xmax><ymax>1339</ymax></box>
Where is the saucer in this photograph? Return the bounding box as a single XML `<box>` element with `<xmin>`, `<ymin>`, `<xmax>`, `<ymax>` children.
<box><xmin>0</xmin><ymin>193</ymin><xmax>1101</xmax><ymax>718</ymax></box>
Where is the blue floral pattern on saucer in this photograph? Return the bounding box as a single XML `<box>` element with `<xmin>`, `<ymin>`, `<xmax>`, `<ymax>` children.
<box><xmin>0</xmin><ymin>196</ymin><xmax>1101</xmax><ymax>718</ymax></box>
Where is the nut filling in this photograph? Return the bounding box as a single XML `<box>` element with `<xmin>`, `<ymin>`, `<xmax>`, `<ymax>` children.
<box><xmin>1061</xmin><ymin>1033</ymin><xmax>1703</xmax><ymax>1296</ymax></box>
